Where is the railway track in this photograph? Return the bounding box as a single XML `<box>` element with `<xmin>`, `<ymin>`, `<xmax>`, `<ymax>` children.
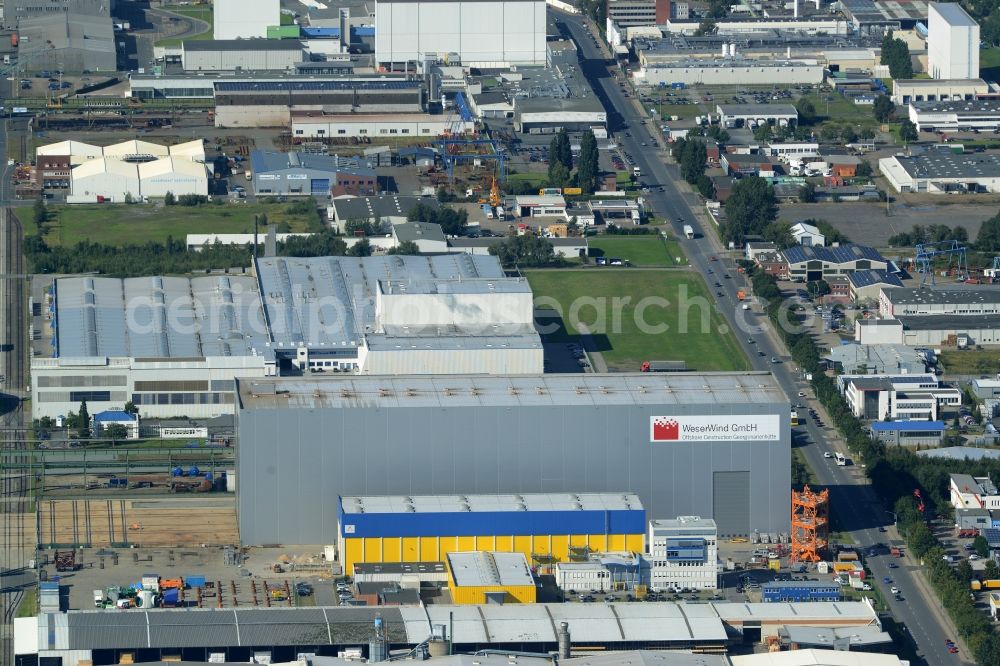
<box><xmin>1</xmin><ymin>207</ymin><xmax>31</xmax><ymax>659</ymax></box>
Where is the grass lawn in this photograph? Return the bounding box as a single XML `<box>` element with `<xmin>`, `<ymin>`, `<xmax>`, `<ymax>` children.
<box><xmin>31</xmin><ymin>202</ymin><xmax>320</xmax><ymax>246</ymax></box>
<box><xmin>156</xmin><ymin>4</ymin><xmax>213</xmax><ymax>46</ymax></box>
<box><xmin>507</xmin><ymin>172</ymin><xmax>547</xmax><ymax>190</ymax></box>
<box><xmin>981</xmin><ymin>47</ymin><xmax>1000</xmax><ymax>81</ymax></box>
<box><xmin>658</xmin><ymin>104</ymin><xmax>700</xmax><ymax>120</ymax></box>
<box><xmin>939</xmin><ymin>349</ymin><xmax>1000</xmax><ymax>376</ymax></box>
<box><xmin>588</xmin><ymin>236</ymin><xmax>685</xmax><ymax>266</ymax></box>
<box><xmin>16</xmin><ymin>588</ymin><xmax>37</xmax><ymax>618</ymax></box>
<box><xmin>527</xmin><ymin>269</ymin><xmax>748</xmax><ymax>372</ymax></box>
<box><xmin>800</xmin><ymin>92</ymin><xmax>873</xmax><ymax>122</ymax></box>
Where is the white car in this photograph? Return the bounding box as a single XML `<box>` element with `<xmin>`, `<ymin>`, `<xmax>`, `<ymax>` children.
<box><xmin>970</xmin><ymin>554</ymin><xmax>980</xmax><ymax>560</ymax></box>
<box><xmin>823</xmin><ymin>452</ymin><xmax>832</xmax><ymax>458</ymax></box>
<box><xmin>890</xmin><ymin>586</ymin><xmax>900</xmax><ymax>594</ymax></box>
<box><xmin>798</xmin><ymin>391</ymin><xmax>807</xmax><ymax>397</ymax></box>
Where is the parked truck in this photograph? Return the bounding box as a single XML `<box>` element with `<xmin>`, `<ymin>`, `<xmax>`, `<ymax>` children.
<box><xmin>683</xmin><ymin>224</ymin><xmax>694</xmax><ymax>239</ymax></box>
<box><xmin>641</xmin><ymin>360</ymin><xmax>685</xmax><ymax>372</ymax></box>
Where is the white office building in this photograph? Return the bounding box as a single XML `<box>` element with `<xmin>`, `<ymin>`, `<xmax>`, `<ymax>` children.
<box><xmin>840</xmin><ymin>373</ymin><xmax>961</xmax><ymax>421</ymax></box>
<box><xmin>909</xmin><ymin>99</ymin><xmax>1000</xmax><ymax>133</ymax></box>
<box><xmin>648</xmin><ymin>516</ymin><xmax>718</xmax><ymax>591</ymax></box>
<box><xmin>950</xmin><ymin>474</ymin><xmax>1000</xmax><ymax>511</ymax></box>
<box><xmin>214</xmin><ymin>0</ymin><xmax>279</xmax><ymax>40</ymax></box>
<box><xmin>927</xmin><ymin>2</ymin><xmax>980</xmax><ymax>80</ymax></box>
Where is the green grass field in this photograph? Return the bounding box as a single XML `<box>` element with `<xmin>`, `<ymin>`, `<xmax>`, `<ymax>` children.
<box><xmin>938</xmin><ymin>349</ymin><xmax>1000</xmax><ymax>376</ymax></box>
<box><xmin>16</xmin><ymin>588</ymin><xmax>36</xmax><ymax>618</ymax></box>
<box><xmin>30</xmin><ymin>202</ymin><xmax>320</xmax><ymax>246</ymax></box>
<box><xmin>527</xmin><ymin>269</ymin><xmax>748</xmax><ymax>372</ymax></box>
<box><xmin>156</xmin><ymin>4</ymin><xmax>213</xmax><ymax>46</ymax></box>
<box><xmin>800</xmin><ymin>92</ymin><xmax>873</xmax><ymax>122</ymax></box>
<box><xmin>657</xmin><ymin>104</ymin><xmax>700</xmax><ymax>120</ymax></box>
<box><xmin>981</xmin><ymin>47</ymin><xmax>1000</xmax><ymax>81</ymax></box>
<box><xmin>588</xmin><ymin>236</ymin><xmax>685</xmax><ymax>266</ymax></box>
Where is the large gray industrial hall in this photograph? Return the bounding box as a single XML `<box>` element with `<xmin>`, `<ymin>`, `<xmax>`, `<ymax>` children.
<box><xmin>235</xmin><ymin>372</ymin><xmax>790</xmax><ymax>545</ymax></box>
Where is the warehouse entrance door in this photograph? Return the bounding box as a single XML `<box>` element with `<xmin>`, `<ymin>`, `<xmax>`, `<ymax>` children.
<box><xmin>713</xmin><ymin>471</ymin><xmax>750</xmax><ymax>537</ymax></box>
<box><xmin>311</xmin><ymin>179</ymin><xmax>330</xmax><ymax>196</ymax></box>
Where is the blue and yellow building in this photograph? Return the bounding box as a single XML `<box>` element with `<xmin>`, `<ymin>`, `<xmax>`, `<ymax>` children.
<box><xmin>446</xmin><ymin>551</ymin><xmax>538</xmax><ymax>604</ymax></box>
<box><xmin>337</xmin><ymin>493</ymin><xmax>646</xmax><ymax>575</ymax></box>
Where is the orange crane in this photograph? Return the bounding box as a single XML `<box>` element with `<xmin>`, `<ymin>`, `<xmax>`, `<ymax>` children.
<box><xmin>488</xmin><ymin>175</ymin><xmax>501</xmax><ymax>208</ymax></box>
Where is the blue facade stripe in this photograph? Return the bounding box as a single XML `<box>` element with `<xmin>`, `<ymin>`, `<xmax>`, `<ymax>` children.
<box><xmin>338</xmin><ymin>505</ymin><xmax>646</xmax><ymax>538</ymax></box>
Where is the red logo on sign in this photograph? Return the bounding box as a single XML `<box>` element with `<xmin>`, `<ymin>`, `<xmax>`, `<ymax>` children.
<box><xmin>652</xmin><ymin>417</ymin><xmax>680</xmax><ymax>441</ymax></box>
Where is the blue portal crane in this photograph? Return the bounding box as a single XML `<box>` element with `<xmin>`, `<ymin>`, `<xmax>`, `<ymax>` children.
<box><xmin>914</xmin><ymin>240</ymin><xmax>968</xmax><ymax>286</ymax></box>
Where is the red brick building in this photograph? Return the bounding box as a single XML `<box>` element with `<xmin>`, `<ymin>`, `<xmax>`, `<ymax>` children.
<box><xmin>34</xmin><ymin>154</ymin><xmax>72</xmax><ymax>189</ymax></box>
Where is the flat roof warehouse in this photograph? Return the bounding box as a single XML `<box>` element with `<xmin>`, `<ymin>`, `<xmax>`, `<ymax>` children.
<box><xmin>52</xmin><ymin>275</ymin><xmax>269</xmax><ymax>359</ymax></box>
<box><xmin>238</xmin><ymin>372</ymin><xmax>785</xmax><ymax>409</ymax></box>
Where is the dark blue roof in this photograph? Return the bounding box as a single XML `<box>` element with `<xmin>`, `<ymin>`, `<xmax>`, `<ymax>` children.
<box><xmin>783</xmin><ymin>243</ymin><xmax>886</xmax><ymax>266</ymax></box>
<box><xmin>93</xmin><ymin>410</ymin><xmax>137</xmax><ymax>423</ymax></box>
<box><xmin>871</xmin><ymin>420</ymin><xmax>945</xmax><ymax>432</ymax></box>
<box><xmin>847</xmin><ymin>269</ymin><xmax>904</xmax><ymax>289</ymax></box>
<box><xmin>353</xmin><ymin>26</ymin><xmax>375</xmax><ymax>37</ymax></box>
<box><xmin>216</xmin><ymin>80</ymin><xmax>419</xmax><ymax>93</ymax></box>
<box><xmin>301</xmin><ymin>27</ymin><xmax>340</xmax><ymax>37</ymax></box>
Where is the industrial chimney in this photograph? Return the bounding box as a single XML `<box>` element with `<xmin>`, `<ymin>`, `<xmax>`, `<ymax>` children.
<box><xmin>558</xmin><ymin>623</ymin><xmax>571</xmax><ymax>660</ymax></box>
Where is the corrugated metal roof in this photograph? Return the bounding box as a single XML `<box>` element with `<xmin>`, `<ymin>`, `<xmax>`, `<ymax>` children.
<box><xmin>239</xmin><ymin>372</ymin><xmax>784</xmax><ymax>410</ymax></box>
<box><xmin>51</xmin><ymin>602</ymin><xmax>873</xmax><ymax>649</ymax></box>
<box><xmin>53</xmin><ymin>608</ymin><xmax>409</xmax><ymax>649</ymax></box>
<box><xmin>710</xmin><ymin>601</ymin><xmax>878</xmax><ymax>623</ymax></box>
<box><xmin>53</xmin><ymin>275</ymin><xmax>268</xmax><ymax>359</ymax></box>
<box><xmin>447</xmin><ymin>552</ymin><xmax>534</xmax><ymax>587</ymax></box>
<box><xmin>254</xmin><ymin>254</ymin><xmax>532</xmax><ymax>352</ymax></box>
<box><xmin>341</xmin><ymin>492</ymin><xmax>643</xmax><ymax>515</ymax></box>
<box><xmin>476</xmin><ymin>604</ymin><xmax>552</xmax><ymax>642</ymax></box>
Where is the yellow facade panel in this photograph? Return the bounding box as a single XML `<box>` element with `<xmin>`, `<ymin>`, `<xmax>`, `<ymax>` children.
<box><xmin>347</xmin><ymin>531</ymin><xmax>648</xmax><ymax>572</ymax></box>
<box><xmin>402</xmin><ymin>537</ymin><xmax>420</xmax><ymax>562</ymax></box>
<box><xmin>364</xmin><ymin>537</ymin><xmax>384</xmax><ymax>563</ymax></box>
<box><xmin>551</xmin><ymin>535</ymin><xmax>570</xmax><ymax>560</ymax></box>
<box><xmin>419</xmin><ymin>536</ymin><xmax>439</xmax><ymax>561</ymax></box>
<box><xmin>383</xmin><ymin>537</ymin><xmax>402</xmax><ymax>563</ymax></box>
<box><xmin>450</xmin><ymin>585</ymin><xmax>538</xmax><ymax>604</ymax></box>
<box><xmin>344</xmin><ymin>538</ymin><xmax>364</xmax><ymax>574</ymax></box>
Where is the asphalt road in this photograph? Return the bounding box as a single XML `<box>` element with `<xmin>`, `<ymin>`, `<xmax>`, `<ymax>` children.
<box><xmin>556</xmin><ymin>11</ymin><xmax>967</xmax><ymax>665</ymax></box>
